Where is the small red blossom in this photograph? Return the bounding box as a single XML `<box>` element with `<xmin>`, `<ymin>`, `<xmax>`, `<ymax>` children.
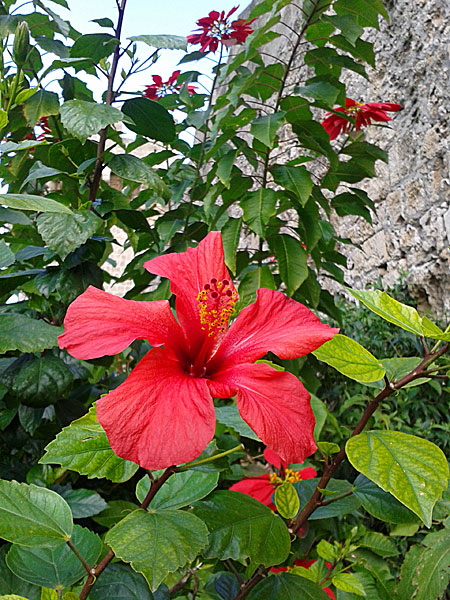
<box><xmin>144</xmin><ymin>70</ymin><xmax>196</xmax><ymax>101</ymax></box>
<box><xmin>271</xmin><ymin>559</ymin><xmax>336</xmax><ymax>599</ymax></box>
<box><xmin>321</xmin><ymin>98</ymin><xmax>403</xmax><ymax>140</ymax></box>
<box><xmin>229</xmin><ymin>447</ymin><xmax>317</xmax><ymax>509</ymax></box>
<box><xmin>59</xmin><ymin>232</ymin><xmax>337</xmax><ymax>470</ymax></box>
<box><xmin>187</xmin><ymin>6</ymin><xmax>256</xmax><ymax>53</ymax></box>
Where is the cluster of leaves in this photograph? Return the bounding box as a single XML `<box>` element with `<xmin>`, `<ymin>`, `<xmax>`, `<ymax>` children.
<box><xmin>0</xmin><ymin>0</ymin><xmax>448</xmax><ymax>599</ymax></box>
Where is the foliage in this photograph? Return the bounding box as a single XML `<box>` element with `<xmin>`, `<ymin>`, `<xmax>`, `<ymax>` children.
<box><xmin>0</xmin><ymin>1</ymin><xmax>448</xmax><ymax>599</ymax></box>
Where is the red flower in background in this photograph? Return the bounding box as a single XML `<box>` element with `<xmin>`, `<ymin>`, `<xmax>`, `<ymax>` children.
<box><xmin>230</xmin><ymin>448</ymin><xmax>317</xmax><ymax>509</ymax></box>
<box><xmin>271</xmin><ymin>559</ymin><xmax>336</xmax><ymax>599</ymax></box>
<box><xmin>321</xmin><ymin>98</ymin><xmax>402</xmax><ymax>140</ymax></box>
<box><xmin>59</xmin><ymin>232</ymin><xmax>337</xmax><ymax>470</ymax></box>
<box><xmin>187</xmin><ymin>6</ymin><xmax>256</xmax><ymax>53</ymax></box>
<box><xmin>144</xmin><ymin>70</ymin><xmax>196</xmax><ymax>101</ymax></box>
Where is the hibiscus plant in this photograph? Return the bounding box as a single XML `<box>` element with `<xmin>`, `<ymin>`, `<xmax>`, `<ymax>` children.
<box><xmin>0</xmin><ymin>1</ymin><xmax>448</xmax><ymax>600</ymax></box>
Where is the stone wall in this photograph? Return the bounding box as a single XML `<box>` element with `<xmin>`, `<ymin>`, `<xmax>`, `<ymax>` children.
<box><xmin>239</xmin><ymin>0</ymin><xmax>449</xmax><ymax>319</ymax></box>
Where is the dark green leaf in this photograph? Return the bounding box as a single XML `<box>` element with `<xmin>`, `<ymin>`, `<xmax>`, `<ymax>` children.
<box><xmin>60</xmin><ymin>100</ymin><xmax>123</xmax><ymax>140</ymax></box>
<box><xmin>221</xmin><ymin>217</ymin><xmax>242</xmax><ymax>274</ymax></box>
<box><xmin>105</xmin><ymin>508</ymin><xmax>208</xmax><ymax>591</ymax></box>
<box><xmin>92</xmin><ymin>500</ymin><xmax>137</xmax><ymax>528</ymax></box>
<box><xmin>23</xmin><ymin>91</ymin><xmax>59</xmax><ymax>126</ymax></box>
<box><xmin>37</xmin><ymin>210</ymin><xmax>102</xmax><ymax>260</ymax></box>
<box><xmin>353</xmin><ymin>475</ymin><xmax>419</xmax><ymax>524</ymax></box>
<box><xmin>192</xmin><ymin>491</ymin><xmax>290</xmax><ymax>566</ymax></box>
<box><xmin>0</xmin><ymin>315</ymin><xmax>62</xmax><ymax>353</ymax></box>
<box><xmin>271</xmin><ymin>165</ymin><xmax>313</xmax><ymax>206</ymax></box>
<box><xmin>293</xmin><ymin>478</ymin><xmax>360</xmax><ymax>519</ymax></box>
<box><xmin>237</xmin><ymin>266</ymin><xmax>276</xmax><ymax>309</ymax></box>
<box><xmin>0</xmin><ymin>546</ymin><xmax>40</xmax><ymax>600</ymax></box>
<box><xmin>0</xmin><ymin>207</ymin><xmax>32</xmax><ymax>224</ymax></box>
<box><xmin>0</xmin><ymin>480</ymin><xmax>73</xmax><ymax>547</ymax></box>
<box><xmin>334</xmin><ymin>0</ymin><xmax>388</xmax><ymax>29</ymax></box>
<box><xmin>247</xmin><ymin>572</ymin><xmax>331</xmax><ymax>599</ymax></box>
<box><xmin>215</xmin><ymin>405</ymin><xmax>261</xmax><ymax>441</ymax></box>
<box><xmin>0</xmin><ymin>241</ymin><xmax>14</xmax><ymax>268</ymax></box>
<box><xmin>241</xmin><ymin>188</ymin><xmax>277</xmax><ymax>236</ymax></box>
<box><xmin>70</xmin><ymin>33</ymin><xmax>118</xmax><ymax>62</ymax></box>
<box><xmin>58</xmin><ymin>488</ymin><xmax>107</xmax><ymax>519</ymax></box>
<box><xmin>121</xmin><ymin>97</ymin><xmax>175</xmax><ymax>143</ymax></box>
<box><xmin>108</xmin><ymin>154</ymin><xmax>170</xmax><ymax>199</ymax></box>
<box><xmin>269</xmin><ymin>234</ymin><xmax>308</xmax><ymax>295</ymax></box>
<box><xmin>0</xmin><ymin>193</ymin><xmax>72</xmax><ymax>214</ymax></box>
<box><xmin>89</xmin><ymin>563</ymin><xmax>154</xmax><ymax>600</ymax></box>
<box><xmin>250</xmin><ymin>111</ymin><xmax>285</xmax><ymax>147</ymax></box>
<box><xmin>12</xmin><ymin>355</ymin><xmax>73</xmax><ymax>407</ymax></box>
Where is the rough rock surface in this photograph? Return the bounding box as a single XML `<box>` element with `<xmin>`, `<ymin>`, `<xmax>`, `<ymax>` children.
<box><xmin>240</xmin><ymin>0</ymin><xmax>449</xmax><ymax>319</ymax></box>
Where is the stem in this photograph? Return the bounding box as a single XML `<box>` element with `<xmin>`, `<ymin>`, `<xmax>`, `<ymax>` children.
<box><xmin>5</xmin><ymin>67</ymin><xmax>21</xmax><ymax>113</ymax></box>
<box><xmin>319</xmin><ymin>488</ymin><xmax>353</xmax><ymax>506</ymax></box>
<box><xmin>66</xmin><ymin>539</ymin><xmax>92</xmax><ymax>575</ymax></box>
<box><xmin>87</xmin><ymin>0</ymin><xmax>127</xmax><ymax>204</ymax></box>
<box><xmin>178</xmin><ymin>444</ymin><xmax>242</xmax><ymax>471</ymax></box>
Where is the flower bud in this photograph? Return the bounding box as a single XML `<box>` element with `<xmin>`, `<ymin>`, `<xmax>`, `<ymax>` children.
<box><xmin>13</xmin><ymin>21</ymin><xmax>31</xmax><ymax>69</ymax></box>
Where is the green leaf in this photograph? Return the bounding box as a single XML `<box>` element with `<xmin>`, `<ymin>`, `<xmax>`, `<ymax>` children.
<box><xmin>135</xmin><ymin>470</ymin><xmax>218</xmax><ymax>510</ymax></box>
<box><xmin>334</xmin><ymin>0</ymin><xmax>388</xmax><ymax>29</ymax></box>
<box><xmin>90</xmin><ymin>17</ymin><xmax>114</xmax><ymax>27</ymax></box>
<box><xmin>0</xmin><ymin>547</ymin><xmax>40</xmax><ymax>600</ymax></box>
<box><xmin>6</xmin><ymin>525</ymin><xmax>101</xmax><ymax>588</ymax></box>
<box><xmin>353</xmin><ymin>474</ymin><xmax>419</xmax><ymax>524</ymax></box>
<box><xmin>275</xmin><ymin>482</ymin><xmax>300</xmax><ymax>519</ymax></box>
<box><xmin>312</xmin><ymin>334</ymin><xmax>385</xmax><ymax>383</ymax></box>
<box><xmin>108</xmin><ymin>154</ymin><xmax>170</xmax><ymax>200</ymax></box>
<box><xmin>70</xmin><ymin>33</ymin><xmax>118</xmax><ymax>63</ymax></box>
<box><xmin>297</xmin><ymin>78</ymin><xmax>343</xmax><ymax>105</ymax></box>
<box><xmin>0</xmin><ymin>240</ymin><xmax>14</xmax><ymax>269</ymax></box>
<box><xmin>37</xmin><ymin>209</ymin><xmax>102</xmax><ymax>260</ymax></box>
<box><xmin>346</xmin><ymin>431</ymin><xmax>449</xmax><ymax>526</ymax></box>
<box><xmin>60</xmin><ymin>100</ymin><xmax>123</xmax><ymax>140</ymax></box>
<box><xmin>250</xmin><ymin>111</ymin><xmax>285</xmax><ymax>147</ymax></box>
<box><xmin>121</xmin><ymin>97</ymin><xmax>175</xmax><ymax>143</ymax></box>
<box><xmin>317</xmin><ymin>441</ymin><xmax>340</xmax><ymax>456</ymax></box>
<box><xmin>293</xmin><ymin>478</ymin><xmax>360</xmax><ymax>519</ymax></box>
<box><xmin>242</xmin><ymin>188</ymin><xmax>277</xmax><ymax>237</ymax></box>
<box><xmin>192</xmin><ymin>491</ymin><xmax>290</xmax><ymax>566</ymax></box>
<box><xmin>316</xmin><ymin>540</ymin><xmax>337</xmax><ymax>561</ymax></box>
<box><xmin>0</xmin><ymin>207</ymin><xmax>32</xmax><ymax>224</ymax></box>
<box><xmin>0</xmin><ymin>481</ymin><xmax>73</xmax><ymax>547</ymax></box>
<box><xmin>221</xmin><ymin>217</ymin><xmax>242</xmax><ymax>274</ymax></box>
<box><xmin>397</xmin><ymin>545</ymin><xmax>426</xmax><ymax>600</ymax></box>
<box><xmin>58</xmin><ymin>488</ymin><xmax>107</xmax><ymax>519</ymax></box>
<box><xmin>360</xmin><ymin>532</ymin><xmax>398</xmax><ymax>557</ymax></box>
<box><xmin>413</xmin><ymin>532</ymin><xmax>450</xmax><ymax>600</ymax></box>
<box><xmin>271</xmin><ymin>165</ymin><xmax>313</xmax><ymax>206</ymax></box>
<box><xmin>323</xmin><ymin>14</ymin><xmax>363</xmax><ymax>44</ymax></box>
<box><xmin>269</xmin><ymin>234</ymin><xmax>308</xmax><ymax>295</ymax></box>
<box><xmin>247</xmin><ymin>572</ymin><xmax>331</xmax><ymax>599</ymax></box>
<box><xmin>23</xmin><ymin>91</ymin><xmax>59</xmax><ymax>126</ymax></box>
<box><xmin>89</xmin><ymin>563</ymin><xmax>154</xmax><ymax>600</ymax></box>
<box><xmin>332</xmin><ymin>572</ymin><xmax>366</xmax><ymax>596</ymax></box>
<box><xmin>0</xmin><ymin>315</ymin><xmax>62</xmax><ymax>353</ymax></box>
<box><xmin>40</xmin><ymin>404</ymin><xmax>139</xmax><ymax>483</ymax></box>
<box><xmin>12</xmin><ymin>355</ymin><xmax>73</xmax><ymax>408</ymax></box>
<box><xmin>215</xmin><ymin>405</ymin><xmax>261</xmax><ymax>441</ymax></box>
<box><xmin>0</xmin><ymin>193</ymin><xmax>72</xmax><ymax>214</ymax></box>
<box><xmin>105</xmin><ymin>508</ymin><xmax>208</xmax><ymax>591</ymax></box>
<box><xmin>237</xmin><ymin>266</ymin><xmax>276</xmax><ymax>309</ymax></box>
<box><xmin>129</xmin><ymin>34</ymin><xmax>187</xmax><ymax>50</ymax></box>
<box><xmin>92</xmin><ymin>500</ymin><xmax>137</xmax><ymax>528</ymax></box>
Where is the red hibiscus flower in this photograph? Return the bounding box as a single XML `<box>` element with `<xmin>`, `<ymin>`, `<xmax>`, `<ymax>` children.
<box><xmin>58</xmin><ymin>232</ymin><xmax>337</xmax><ymax>470</ymax></box>
<box><xmin>321</xmin><ymin>98</ymin><xmax>403</xmax><ymax>140</ymax></box>
<box><xmin>187</xmin><ymin>6</ymin><xmax>256</xmax><ymax>53</ymax></box>
<box><xmin>144</xmin><ymin>70</ymin><xmax>196</xmax><ymax>101</ymax></box>
<box><xmin>229</xmin><ymin>447</ymin><xmax>317</xmax><ymax>509</ymax></box>
<box><xmin>271</xmin><ymin>559</ymin><xmax>336</xmax><ymax>599</ymax></box>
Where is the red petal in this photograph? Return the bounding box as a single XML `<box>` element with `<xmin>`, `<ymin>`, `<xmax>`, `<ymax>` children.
<box><xmin>213</xmin><ymin>362</ymin><xmax>317</xmax><ymax>464</ymax></box>
<box><xmin>264</xmin><ymin>447</ymin><xmax>286</xmax><ymax>470</ymax></box>
<box><xmin>299</xmin><ymin>466</ymin><xmax>317</xmax><ymax>479</ymax></box>
<box><xmin>58</xmin><ymin>286</ymin><xmax>185</xmax><ymax>360</ymax></box>
<box><xmin>97</xmin><ymin>347</ymin><xmax>215</xmax><ymax>469</ymax></box>
<box><xmin>144</xmin><ymin>232</ymin><xmax>236</xmax><ymax>355</ymax></box>
<box><xmin>169</xmin><ymin>70</ymin><xmax>180</xmax><ymax>84</ymax></box>
<box><xmin>211</xmin><ymin>289</ymin><xmax>337</xmax><ymax>370</ymax></box>
<box><xmin>229</xmin><ymin>474</ymin><xmax>275</xmax><ymax>507</ymax></box>
<box><xmin>152</xmin><ymin>74</ymin><xmax>163</xmax><ymax>86</ymax></box>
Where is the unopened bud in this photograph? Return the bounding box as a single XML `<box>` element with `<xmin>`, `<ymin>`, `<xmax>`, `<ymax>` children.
<box><xmin>13</xmin><ymin>21</ymin><xmax>31</xmax><ymax>69</ymax></box>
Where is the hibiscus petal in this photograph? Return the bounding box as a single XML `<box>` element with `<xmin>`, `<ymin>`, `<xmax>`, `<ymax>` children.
<box><xmin>229</xmin><ymin>474</ymin><xmax>275</xmax><ymax>508</ymax></box>
<box><xmin>144</xmin><ymin>232</ymin><xmax>236</xmax><ymax>352</ymax></box>
<box><xmin>213</xmin><ymin>362</ymin><xmax>317</xmax><ymax>464</ymax></box>
<box><xmin>97</xmin><ymin>347</ymin><xmax>216</xmax><ymax>470</ymax></box>
<box><xmin>58</xmin><ymin>286</ymin><xmax>185</xmax><ymax>360</ymax></box>
<box><xmin>210</xmin><ymin>288</ymin><xmax>338</xmax><ymax>370</ymax></box>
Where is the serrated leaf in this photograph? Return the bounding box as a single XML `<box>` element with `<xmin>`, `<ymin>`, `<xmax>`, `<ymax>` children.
<box><xmin>332</xmin><ymin>572</ymin><xmax>366</xmax><ymax>596</ymax></box>
<box><xmin>89</xmin><ymin>563</ymin><xmax>154</xmax><ymax>600</ymax></box>
<box><xmin>269</xmin><ymin>234</ymin><xmax>308</xmax><ymax>295</ymax></box>
<box><xmin>121</xmin><ymin>97</ymin><xmax>175</xmax><ymax>143</ymax></box>
<box><xmin>360</xmin><ymin>532</ymin><xmax>398</xmax><ymax>557</ymax></box>
<box><xmin>60</xmin><ymin>100</ymin><xmax>123</xmax><ymax>140</ymax></box>
<box><xmin>0</xmin><ymin>547</ymin><xmax>40</xmax><ymax>600</ymax></box>
<box><xmin>250</xmin><ymin>111</ymin><xmax>285</xmax><ymax>146</ymax></box>
<box><xmin>275</xmin><ymin>482</ymin><xmax>300</xmax><ymax>519</ymax></box>
<box><xmin>312</xmin><ymin>334</ymin><xmax>385</xmax><ymax>383</ymax></box>
<box><xmin>413</xmin><ymin>532</ymin><xmax>450</xmax><ymax>600</ymax></box>
<box><xmin>241</xmin><ymin>188</ymin><xmax>277</xmax><ymax>236</ymax></box>
<box><xmin>0</xmin><ymin>481</ymin><xmax>72</xmax><ymax>547</ymax></box>
<box><xmin>12</xmin><ymin>355</ymin><xmax>73</xmax><ymax>408</ymax></box>
<box><xmin>129</xmin><ymin>34</ymin><xmax>187</xmax><ymax>50</ymax></box>
<box><xmin>23</xmin><ymin>91</ymin><xmax>59</xmax><ymax>126</ymax></box>
<box><xmin>0</xmin><ymin>315</ymin><xmax>62</xmax><ymax>353</ymax></box>
<box><xmin>108</xmin><ymin>154</ymin><xmax>170</xmax><ymax>199</ymax></box>
<box><xmin>353</xmin><ymin>474</ymin><xmax>419</xmax><ymax>524</ymax></box>
<box><xmin>397</xmin><ymin>545</ymin><xmax>426</xmax><ymax>600</ymax></box>
<box><xmin>0</xmin><ymin>194</ymin><xmax>72</xmax><ymax>214</ymax></box>
<box><xmin>271</xmin><ymin>165</ymin><xmax>313</xmax><ymax>206</ymax></box>
<box><xmin>6</xmin><ymin>525</ymin><xmax>101</xmax><ymax>589</ymax></box>
<box><xmin>105</xmin><ymin>508</ymin><xmax>208</xmax><ymax>591</ymax></box>
<box><xmin>40</xmin><ymin>404</ymin><xmax>139</xmax><ymax>483</ymax></box>
<box><xmin>37</xmin><ymin>210</ymin><xmax>102</xmax><ymax>259</ymax></box>
<box><xmin>192</xmin><ymin>491</ymin><xmax>290</xmax><ymax>566</ymax></box>
<box><xmin>346</xmin><ymin>431</ymin><xmax>449</xmax><ymax>526</ymax></box>
<box><xmin>135</xmin><ymin>470</ymin><xmax>218</xmax><ymax>510</ymax></box>
<box><xmin>215</xmin><ymin>405</ymin><xmax>261</xmax><ymax>441</ymax></box>
<box><xmin>247</xmin><ymin>572</ymin><xmax>331</xmax><ymax>599</ymax></box>
<box><xmin>316</xmin><ymin>540</ymin><xmax>337</xmax><ymax>561</ymax></box>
